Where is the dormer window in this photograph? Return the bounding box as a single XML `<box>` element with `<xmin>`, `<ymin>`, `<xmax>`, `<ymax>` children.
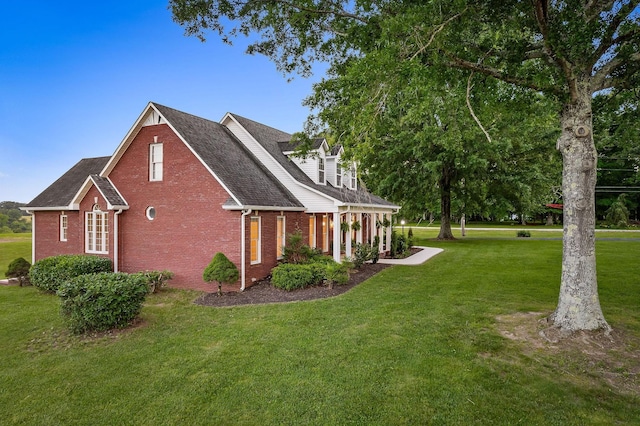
<box><xmin>336</xmin><ymin>163</ymin><xmax>342</xmax><ymax>187</ymax></box>
<box><xmin>318</xmin><ymin>157</ymin><xmax>325</xmax><ymax>184</ymax></box>
<box><xmin>348</xmin><ymin>165</ymin><xmax>357</xmax><ymax>190</ymax></box>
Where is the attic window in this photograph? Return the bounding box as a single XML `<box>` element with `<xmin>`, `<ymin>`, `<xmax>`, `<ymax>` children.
<box><xmin>149</xmin><ymin>143</ymin><xmax>163</xmax><ymax>181</ymax></box>
<box><xmin>336</xmin><ymin>163</ymin><xmax>342</xmax><ymax>187</ymax></box>
<box><xmin>318</xmin><ymin>157</ymin><xmax>325</xmax><ymax>184</ymax></box>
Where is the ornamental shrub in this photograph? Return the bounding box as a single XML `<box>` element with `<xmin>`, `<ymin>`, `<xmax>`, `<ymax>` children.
<box><xmin>325</xmin><ymin>262</ymin><xmax>349</xmax><ymax>289</ymax></box>
<box><xmin>516</xmin><ymin>230</ymin><xmax>531</xmax><ymax>238</ymax></box>
<box><xmin>353</xmin><ymin>243</ymin><xmax>373</xmax><ymax>268</ymax></box>
<box><xmin>57</xmin><ymin>272</ymin><xmax>149</xmax><ymax>334</ymax></box>
<box><xmin>29</xmin><ymin>255</ymin><xmax>113</xmax><ymax>293</ymax></box>
<box><xmin>137</xmin><ymin>270</ymin><xmax>174</xmax><ymax>293</ymax></box>
<box><xmin>203</xmin><ymin>253</ymin><xmax>239</xmax><ymax>295</ymax></box>
<box><xmin>271</xmin><ymin>263</ymin><xmax>320</xmax><ymax>291</ymax></box>
<box><xmin>371</xmin><ymin>235</ymin><xmax>380</xmax><ymax>264</ymax></box>
<box><xmin>6</xmin><ymin>257</ymin><xmax>31</xmax><ymax>286</ymax></box>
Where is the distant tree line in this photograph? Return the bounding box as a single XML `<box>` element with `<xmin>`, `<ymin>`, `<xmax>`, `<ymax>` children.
<box><xmin>0</xmin><ymin>201</ymin><xmax>31</xmax><ymax>233</ymax></box>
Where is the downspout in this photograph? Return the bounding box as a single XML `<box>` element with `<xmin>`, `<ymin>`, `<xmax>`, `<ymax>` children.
<box><xmin>240</xmin><ymin>208</ymin><xmax>252</xmax><ymax>291</ymax></box>
<box><xmin>25</xmin><ymin>210</ymin><xmax>34</xmax><ymax>264</ymax></box>
<box><xmin>113</xmin><ymin>209</ymin><xmax>123</xmax><ymax>272</ymax></box>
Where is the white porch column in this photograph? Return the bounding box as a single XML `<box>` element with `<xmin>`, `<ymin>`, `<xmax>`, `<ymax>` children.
<box><xmin>356</xmin><ymin>212</ymin><xmax>363</xmax><ymax>244</ymax></box>
<box><xmin>332</xmin><ymin>212</ymin><xmax>341</xmax><ymax>262</ymax></box>
<box><xmin>385</xmin><ymin>213</ymin><xmax>392</xmax><ymax>253</ymax></box>
<box><xmin>345</xmin><ymin>212</ymin><xmax>352</xmax><ymax>258</ymax></box>
<box><xmin>377</xmin><ymin>213</ymin><xmax>384</xmax><ymax>252</ymax></box>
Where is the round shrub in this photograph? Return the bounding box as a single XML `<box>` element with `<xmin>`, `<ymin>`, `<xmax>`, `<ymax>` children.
<box><xmin>57</xmin><ymin>272</ymin><xmax>149</xmax><ymax>334</ymax></box>
<box><xmin>29</xmin><ymin>255</ymin><xmax>113</xmax><ymax>293</ymax></box>
<box><xmin>271</xmin><ymin>263</ymin><xmax>322</xmax><ymax>291</ymax></box>
<box><xmin>5</xmin><ymin>257</ymin><xmax>31</xmax><ymax>286</ymax></box>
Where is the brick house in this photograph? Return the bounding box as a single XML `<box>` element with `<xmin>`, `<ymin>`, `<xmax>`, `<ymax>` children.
<box><xmin>24</xmin><ymin>102</ymin><xmax>399</xmax><ymax>291</ymax></box>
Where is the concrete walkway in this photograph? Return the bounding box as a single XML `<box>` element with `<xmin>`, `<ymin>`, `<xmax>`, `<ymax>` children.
<box><xmin>378</xmin><ymin>246</ymin><xmax>444</xmax><ymax>265</ymax></box>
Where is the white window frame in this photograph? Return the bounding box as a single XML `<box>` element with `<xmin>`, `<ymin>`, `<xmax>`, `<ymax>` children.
<box><xmin>318</xmin><ymin>156</ymin><xmax>325</xmax><ymax>184</ymax></box>
<box><xmin>276</xmin><ymin>216</ymin><xmax>286</xmax><ymax>259</ymax></box>
<box><xmin>336</xmin><ymin>162</ymin><xmax>342</xmax><ymax>187</ymax></box>
<box><xmin>250</xmin><ymin>216</ymin><xmax>261</xmax><ymax>265</ymax></box>
<box><xmin>149</xmin><ymin>143</ymin><xmax>163</xmax><ymax>181</ymax></box>
<box><xmin>60</xmin><ymin>214</ymin><xmax>68</xmax><ymax>242</ymax></box>
<box><xmin>349</xmin><ymin>165</ymin><xmax>357</xmax><ymax>190</ymax></box>
<box><xmin>85</xmin><ymin>206</ymin><xmax>108</xmax><ymax>254</ymax></box>
<box><xmin>309</xmin><ymin>215</ymin><xmax>316</xmax><ymax>248</ymax></box>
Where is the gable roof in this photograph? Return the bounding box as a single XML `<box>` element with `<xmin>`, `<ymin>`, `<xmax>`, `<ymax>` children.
<box><xmin>152</xmin><ymin>103</ymin><xmax>303</xmax><ymax>210</ymax></box>
<box><xmin>26</xmin><ymin>157</ymin><xmax>110</xmax><ymax>210</ymax></box>
<box><xmin>89</xmin><ymin>175</ymin><xmax>128</xmax><ymax>209</ymax></box>
<box><xmin>229</xmin><ymin>113</ymin><xmax>398</xmax><ymax>208</ymax></box>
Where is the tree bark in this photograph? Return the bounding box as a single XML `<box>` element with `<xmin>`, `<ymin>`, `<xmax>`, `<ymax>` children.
<box><xmin>549</xmin><ymin>85</ymin><xmax>610</xmax><ymax>332</ymax></box>
<box><xmin>438</xmin><ymin>167</ymin><xmax>455</xmax><ymax>240</ymax></box>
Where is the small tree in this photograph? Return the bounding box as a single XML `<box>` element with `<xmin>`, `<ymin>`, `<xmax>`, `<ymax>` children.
<box><xmin>605</xmin><ymin>194</ymin><xmax>630</xmax><ymax>228</ymax></box>
<box><xmin>203</xmin><ymin>253</ymin><xmax>239</xmax><ymax>296</ymax></box>
<box><xmin>6</xmin><ymin>257</ymin><xmax>31</xmax><ymax>286</ymax></box>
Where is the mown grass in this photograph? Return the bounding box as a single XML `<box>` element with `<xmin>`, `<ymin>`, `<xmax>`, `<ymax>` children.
<box><xmin>1</xmin><ymin>234</ymin><xmax>639</xmax><ymax>424</ymax></box>
<box><xmin>0</xmin><ymin>233</ymin><xmax>31</xmax><ymax>278</ymax></box>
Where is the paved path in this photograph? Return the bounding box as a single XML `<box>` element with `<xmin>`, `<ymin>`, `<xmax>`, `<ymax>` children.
<box><xmin>378</xmin><ymin>246</ymin><xmax>444</xmax><ymax>265</ymax></box>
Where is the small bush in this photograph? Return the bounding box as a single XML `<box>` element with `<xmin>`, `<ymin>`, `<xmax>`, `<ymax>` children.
<box><xmin>57</xmin><ymin>272</ymin><xmax>149</xmax><ymax>334</ymax></box>
<box><xmin>407</xmin><ymin>228</ymin><xmax>414</xmax><ymax>249</ymax></box>
<box><xmin>283</xmin><ymin>231</ymin><xmax>318</xmax><ymax>264</ymax></box>
<box><xmin>271</xmin><ymin>264</ymin><xmax>317</xmax><ymax>291</ymax></box>
<box><xmin>371</xmin><ymin>236</ymin><xmax>380</xmax><ymax>264</ymax></box>
<box><xmin>6</xmin><ymin>257</ymin><xmax>31</xmax><ymax>286</ymax></box>
<box><xmin>29</xmin><ymin>255</ymin><xmax>113</xmax><ymax>293</ymax></box>
<box><xmin>353</xmin><ymin>243</ymin><xmax>375</xmax><ymax>268</ymax></box>
<box><xmin>137</xmin><ymin>270</ymin><xmax>174</xmax><ymax>293</ymax></box>
<box><xmin>517</xmin><ymin>230</ymin><xmax>531</xmax><ymax>238</ymax></box>
<box><xmin>325</xmin><ymin>262</ymin><xmax>349</xmax><ymax>289</ymax></box>
<box><xmin>203</xmin><ymin>253</ymin><xmax>239</xmax><ymax>295</ymax></box>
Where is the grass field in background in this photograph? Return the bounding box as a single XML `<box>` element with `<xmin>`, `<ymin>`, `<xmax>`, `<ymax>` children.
<box><xmin>1</xmin><ymin>232</ymin><xmax>639</xmax><ymax>424</ymax></box>
<box><xmin>0</xmin><ymin>233</ymin><xmax>31</xmax><ymax>278</ymax></box>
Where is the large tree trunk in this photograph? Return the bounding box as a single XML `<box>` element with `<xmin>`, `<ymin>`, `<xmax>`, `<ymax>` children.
<box><xmin>549</xmin><ymin>87</ymin><xmax>609</xmax><ymax>332</ymax></box>
<box><xmin>438</xmin><ymin>167</ymin><xmax>455</xmax><ymax>240</ymax></box>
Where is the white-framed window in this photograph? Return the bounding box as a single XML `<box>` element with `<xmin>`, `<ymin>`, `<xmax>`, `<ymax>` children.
<box><xmin>318</xmin><ymin>156</ymin><xmax>325</xmax><ymax>184</ymax></box>
<box><xmin>250</xmin><ymin>216</ymin><xmax>261</xmax><ymax>264</ymax></box>
<box><xmin>60</xmin><ymin>214</ymin><xmax>68</xmax><ymax>242</ymax></box>
<box><xmin>86</xmin><ymin>205</ymin><xmax>108</xmax><ymax>254</ymax></box>
<box><xmin>349</xmin><ymin>166</ymin><xmax>357</xmax><ymax>190</ymax></box>
<box><xmin>336</xmin><ymin>163</ymin><xmax>342</xmax><ymax>187</ymax></box>
<box><xmin>276</xmin><ymin>216</ymin><xmax>286</xmax><ymax>259</ymax></box>
<box><xmin>309</xmin><ymin>215</ymin><xmax>316</xmax><ymax>248</ymax></box>
<box><xmin>149</xmin><ymin>143</ymin><xmax>163</xmax><ymax>181</ymax></box>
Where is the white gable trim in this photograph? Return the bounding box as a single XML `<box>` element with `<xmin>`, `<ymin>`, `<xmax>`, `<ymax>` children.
<box><xmin>221</xmin><ymin>113</ymin><xmax>342</xmax><ymax>207</ymax></box>
<box><xmin>100</xmin><ymin>103</ymin><xmax>242</xmax><ymax>207</ymax></box>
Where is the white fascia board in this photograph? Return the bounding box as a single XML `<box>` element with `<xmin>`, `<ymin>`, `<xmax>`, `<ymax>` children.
<box><xmin>20</xmin><ymin>206</ymin><xmax>72</xmax><ymax>212</ymax></box>
<box><xmin>69</xmin><ymin>175</ymin><xmax>94</xmax><ymax>210</ymax></box>
<box><xmin>222</xmin><ymin>204</ymin><xmax>307</xmax><ymax>212</ymax></box>
<box><xmin>89</xmin><ymin>176</ymin><xmax>130</xmax><ymax>211</ymax></box>
<box><xmin>100</xmin><ymin>102</ymin><xmax>155</xmax><ymax>177</ymax></box>
<box><xmin>221</xmin><ymin>113</ymin><xmax>338</xmax><ymax>207</ymax></box>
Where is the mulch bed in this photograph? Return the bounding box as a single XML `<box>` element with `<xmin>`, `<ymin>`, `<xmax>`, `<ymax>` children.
<box><xmin>195</xmin><ymin>262</ymin><xmax>392</xmax><ymax>307</ymax></box>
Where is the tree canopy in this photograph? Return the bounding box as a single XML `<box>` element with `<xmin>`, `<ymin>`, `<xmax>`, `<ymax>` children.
<box><xmin>171</xmin><ymin>0</ymin><xmax>640</xmax><ymax>331</ymax></box>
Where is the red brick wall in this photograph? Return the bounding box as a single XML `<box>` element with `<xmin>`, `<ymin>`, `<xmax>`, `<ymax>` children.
<box><xmin>243</xmin><ymin>211</ymin><xmax>307</xmax><ymax>286</ymax></box>
<box><xmin>32</xmin><ymin>122</ymin><xmax>313</xmax><ymax>292</ymax></box>
<box><xmin>33</xmin><ymin>210</ymin><xmax>83</xmax><ymax>259</ymax></box>
<box><xmin>106</xmin><ymin>124</ymin><xmax>243</xmax><ymax>291</ymax></box>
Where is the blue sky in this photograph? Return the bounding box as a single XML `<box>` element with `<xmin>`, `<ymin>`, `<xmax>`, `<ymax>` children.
<box><xmin>0</xmin><ymin>1</ymin><xmax>322</xmax><ymax>203</ymax></box>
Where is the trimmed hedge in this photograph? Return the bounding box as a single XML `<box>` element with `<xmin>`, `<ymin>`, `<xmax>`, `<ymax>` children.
<box><xmin>29</xmin><ymin>255</ymin><xmax>113</xmax><ymax>293</ymax></box>
<box><xmin>57</xmin><ymin>272</ymin><xmax>149</xmax><ymax>334</ymax></box>
<box><xmin>271</xmin><ymin>261</ymin><xmax>347</xmax><ymax>291</ymax></box>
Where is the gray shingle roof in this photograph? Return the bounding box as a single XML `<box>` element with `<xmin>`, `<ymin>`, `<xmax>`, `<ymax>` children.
<box><xmin>230</xmin><ymin>114</ymin><xmax>397</xmax><ymax>208</ymax></box>
<box><xmin>90</xmin><ymin>175</ymin><xmax>127</xmax><ymax>207</ymax></box>
<box><xmin>153</xmin><ymin>103</ymin><xmax>303</xmax><ymax>209</ymax></box>
<box><xmin>26</xmin><ymin>157</ymin><xmax>110</xmax><ymax>208</ymax></box>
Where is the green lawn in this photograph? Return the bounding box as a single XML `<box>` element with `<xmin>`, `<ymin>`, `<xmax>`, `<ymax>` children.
<box><xmin>0</xmin><ymin>233</ymin><xmax>31</xmax><ymax>278</ymax></box>
<box><xmin>1</xmin><ymin>234</ymin><xmax>639</xmax><ymax>424</ymax></box>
